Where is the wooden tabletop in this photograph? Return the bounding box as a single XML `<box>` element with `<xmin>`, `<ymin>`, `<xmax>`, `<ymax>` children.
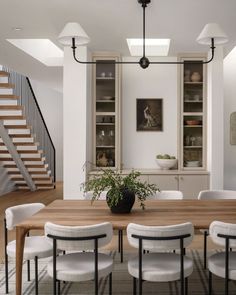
<box><xmin>16</xmin><ymin>199</ymin><xmax>236</xmax><ymax>230</ymax></box>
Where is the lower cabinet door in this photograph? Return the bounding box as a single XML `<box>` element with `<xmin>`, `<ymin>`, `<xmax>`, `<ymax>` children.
<box><xmin>178</xmin><ymin>175</ymin><xmax>209</xmax><ymax>199</ymax></box>
<box><xmin>148</xmin><ymin>175</ymin><xmax>179</xmax><ymax>191</ymax></box>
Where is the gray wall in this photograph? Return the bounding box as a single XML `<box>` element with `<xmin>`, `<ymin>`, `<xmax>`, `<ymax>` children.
<box><xmin>0</xmin><ymin>163</ymin><xmax>15</xmax><ymax>196</ymax></box>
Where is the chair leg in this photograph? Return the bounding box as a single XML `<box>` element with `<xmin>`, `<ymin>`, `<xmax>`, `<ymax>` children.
<box><xmin>57</xmin><ymin>280</ymin><xmax>61</xmax><ymax>295</ymax></box>
<box><xmin>35</xmin><ymin>256</ymin><xmax>38</xmax><ymax>295</ymax></box>
<box><xmin>119</xmin><ymin>230</ymin><xmax>123</xmax><ymax>263</ymax></box>
<box><xmin>5</xmin><ymin>253</ymin><xmax>9</xmax><ymax>294</ymax></box>
<box><xmin>133</xmin><ymin>277</ymin><xmax>136</xmax><ymax>295</ymax></box>
<box><xmin>204</xmin><ymin>230</ymin><xmax>208</xmax><ymax>269</ymax></box>
<box><xmin>27</xmin><ymin>260</ymin><xmax>31</xmax><ymax>281</ymax></box>
<box><xmin>209</xmin><ymin>271</ymin><xmax>212</xmax><ymax>295</ymax></box>
<box><xmin>185</xmin><ymin>277</ymin><xmax>188</xmax><ymax>295</ymax></box>
<box><xmin>225</xmin><ymin>276</ymin><xmax>229</xmax><ymax>295</ymax></box>
<box><xmin>118</xmin><ymin>230</ymin><xmax>121</xmax><ymax>253</ymax></box>
<box><xmin>138</xmin><ymin>278</ymin><xmax>142</xmax><ymax>295</ymax></box>
<box><xmin>109</xmin><ymin>273</ymin><xmax>112</xmax><ymax>295</ymax></box>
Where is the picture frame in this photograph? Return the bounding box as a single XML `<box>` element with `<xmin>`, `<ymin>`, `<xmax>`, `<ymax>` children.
<box><xmin>136</xmin><ymin>98</ymin><xmax>163</xmax><ymax>131</ymax></box>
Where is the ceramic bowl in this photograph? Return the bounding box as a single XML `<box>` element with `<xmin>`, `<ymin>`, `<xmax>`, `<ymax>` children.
<box><xmin>156</xmin><ymin>159</ymin><xmax>177</xmax><ymax>170</ymax></box>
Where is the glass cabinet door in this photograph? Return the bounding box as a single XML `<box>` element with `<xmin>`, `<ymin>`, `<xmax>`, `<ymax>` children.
<box><xmin>93</xmin><ymin>56</ymin><xmax>120</xmax><ymax>169</ymax></box>
<box><xmin>180</xmin><ymin>58</ymin><xmax>207</xmax><ymax>170</ymax></box>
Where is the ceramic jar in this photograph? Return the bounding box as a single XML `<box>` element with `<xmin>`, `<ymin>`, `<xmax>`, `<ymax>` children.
<box><xmin>191</xmin><ymin>72</ymin><xmax>201</xmax><ymax>82</ymax></box>
<box><xmin>184</xmin><ymin>70</ymin><xmax>191</xmax><ymax>82</ymax></box>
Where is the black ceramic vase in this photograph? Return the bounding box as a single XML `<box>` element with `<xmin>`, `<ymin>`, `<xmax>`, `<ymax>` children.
<box><xmin>107</xmin><ymin>188</ymin><xmax>135</xmax><ymax>214</ymax></box>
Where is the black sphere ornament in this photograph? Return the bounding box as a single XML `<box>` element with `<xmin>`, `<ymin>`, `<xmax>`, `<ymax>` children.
<box><xmin>139</xmin><ymin>56</ymin><xmax>150</xmax><ymax>69</ymax></box>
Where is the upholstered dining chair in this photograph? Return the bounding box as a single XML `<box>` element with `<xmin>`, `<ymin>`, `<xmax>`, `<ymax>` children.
<box><xmin>4</xmin><ymin>203</ymin><xmax>53</xmax><ymax>295</ymax></box>
<box><xmin>84</xmin><ymin>191</ymin><xmax>124</xmax><ymax>263</ymax></box>
<box><xmin>127</xmin><ymin>222</ymin><xmax>194</xmax><ymax>295</ymax></box>
<box><xmin>208</xmin><ymin>221</ymin><xmax>236</xmax><ymax>295</ymax></box>
<box><xmin>45</xmin><ymin>221</ymin><xmax>113</xmax><ymax>295</ymax></box>
<box><xmin>198</xmin><ymin>190</ymin><xmax>236</xmax><ymax>269</ymax></box>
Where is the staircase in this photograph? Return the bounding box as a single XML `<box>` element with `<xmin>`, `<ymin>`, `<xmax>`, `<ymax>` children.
<box><xmin>0</xmin><ymin>69</ymin><xmax>55</xmax><ymax>190</ymax></box>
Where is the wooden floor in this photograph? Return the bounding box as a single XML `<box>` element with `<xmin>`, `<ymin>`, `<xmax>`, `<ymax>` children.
<box><xmin>0</xmin><ymin>183</ymin><xmax>218</xmax><ymax>263</ymax></box>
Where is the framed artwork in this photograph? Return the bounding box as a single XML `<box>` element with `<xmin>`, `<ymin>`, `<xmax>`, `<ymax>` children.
<box><xmin>136</xmin><ymin>98</ymin><xmax>163</xmax><ymax>131</ymax></box>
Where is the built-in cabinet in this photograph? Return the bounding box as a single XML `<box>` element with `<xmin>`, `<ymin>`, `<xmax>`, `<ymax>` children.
<box><xmin>92</xmin><ymin>53</ymin><xmax>121</xmax><ymax>169</ymax></box>
<box><xmin>179</xmin><ymin>56</ymin><xmax>207</xmax><ymax>170</ymax></box>
<box><xmin>89</xmin><ymin>53</ymin><xmax>209</xmax><ymax>198</ymax></box>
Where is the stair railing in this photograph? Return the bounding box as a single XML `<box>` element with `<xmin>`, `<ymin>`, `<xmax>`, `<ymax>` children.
<box><xmin>3</xmin><ymin>66</ymin><xmax>56</xmax><ymax>185</ymax></box>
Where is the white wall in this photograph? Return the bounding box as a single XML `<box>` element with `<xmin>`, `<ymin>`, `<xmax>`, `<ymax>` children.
<box><xmin>122</xmin><ymin>57</ymin><xmax>178</xmax><ymax>169</ymax></box>
<box><xmin>224</xmin><ymin>47</ymin><xmax>236</xmax><ymax>189</ymax></box>
<box><xmin>207</xmin><ymin>47</ymin><xmax>224</xmax><ymax>189</ymax></box>
<box><xmin>30</xmin><ymin>79</ymin><xmax>63</xmax><ymax>181</ymax></box>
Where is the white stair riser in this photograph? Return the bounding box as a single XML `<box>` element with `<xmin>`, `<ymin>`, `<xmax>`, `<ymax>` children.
<box><xmin>0</xmin><ymin>110</ymin><xmax>22</xmax><ymax>115</ymax></box>
<box><xmin>6</xmin><ymin>167</ymin><xmax>48</xmax><ymax>172</ymax></box>
<box><xmin>8</xmin><ymin>129</ymin><xmax>30</xmax><ymax>135</ymax></box>
<box><xmin>0</xmin><ymin>146</ymin><xmax>37</xmax><ymax>151</ymax></box>
<box><xmin>0</xmin><ymin>77</ymin><xmax>9</xmax><ymax>83</ymax></box>
<box><xmin>3</xmin><ymin>119</ymin><xmax>27</xmax><ymax>125</ymax></box>
<box><xmin>0</xmin><ymin>100</ymin><xmax>18</xmax><ymax>106</ymax></box>
<box><xmin>10</xmin><ymin>174</ymin><xmax>50</xmax><ymax>178</ymax></box>
<box><xmin>0</xmin><ymin>89</ymin><xmax>13</xmax><ymax>95</ymax></box>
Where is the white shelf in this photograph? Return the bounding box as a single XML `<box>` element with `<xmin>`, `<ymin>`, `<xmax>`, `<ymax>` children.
<box><xmin>96</xmin><ymin>146</ymin><xmax>115</xmax><ymax>148</ymax></box>
<box><xmin>184</xmin><ymin>100</ymin><xmax>203</xmax><ymax>103</ymax></box>
<box><xmin>96</xmin><ymin>100</ymin><xmax>115</xmax><ymax>103</ymax></box>
<box><xmin>96</xmin><ymin>123</ymin><xmax>115</xmax><ymax>126</ymax></box>
<box><xmin>96</xmin><ymin>112</ymin><xmax>116</xmax><ymax>116</ymax></box>
<box><xmin>184</xmin><ymin>82</ymin><xmax>203</xmax><ymax>85</ymax></box>
<box><xmin>184</xmin><ymin>125</ymin><xmax>202</xmax><ymax>128</ymax></box>
<box><xmin>183</xmin><ymin>112</ymin><xmax>203</xmax><ymax>116</ymax></box>
<box><xmin>184</xmin><ymin>146</ymin><xmax>202</xmax><ymax>148</ymax></box>
<box><xmin>96</xmin><ymin>77</ymin><xmax>115</xmax><ymax>80</ymax></box>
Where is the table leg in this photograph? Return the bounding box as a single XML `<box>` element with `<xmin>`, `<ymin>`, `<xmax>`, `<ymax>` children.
<box><xmin>16</xmin><ymin>226</ymin><xmax>28</xmax><ymax>295</ymax></box>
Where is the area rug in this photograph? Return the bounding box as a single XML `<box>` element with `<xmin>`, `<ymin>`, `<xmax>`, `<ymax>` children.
<box><xmin>0</xmin><ymin>250</ymin><xmax>235</xmax><ymax>294</ymax></box>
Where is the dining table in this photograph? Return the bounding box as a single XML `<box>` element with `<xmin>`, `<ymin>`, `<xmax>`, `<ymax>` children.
<box><xmin>15</xmin><ymin>199</ymin><xmax>236</xmax><ymax>295</ymax></box>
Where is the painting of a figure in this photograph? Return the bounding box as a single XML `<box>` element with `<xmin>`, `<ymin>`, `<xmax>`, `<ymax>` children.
<box><xmin>136</xmin><ymin>98</ymin><xmax>163</xmax><ymax>131</ymax></box>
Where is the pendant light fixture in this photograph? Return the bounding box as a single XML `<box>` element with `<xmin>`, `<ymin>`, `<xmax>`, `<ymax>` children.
<box><xmin>58</xmin><ymin>0</ymin><xmax>228</xmax><ymax>69</ymax></box>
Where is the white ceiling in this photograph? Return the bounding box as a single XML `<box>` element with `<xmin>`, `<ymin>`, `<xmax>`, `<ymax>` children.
<box><xmin>1</xmin><ymin>0</ymin><xmax>236</xmax><ymax>92</ymax></box>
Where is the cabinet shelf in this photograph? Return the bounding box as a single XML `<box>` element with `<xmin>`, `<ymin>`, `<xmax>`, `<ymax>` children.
<box><xmin>184</xmin><ymin>100</ymin><xmax>203</xmax><ymax>103</ymax></box>
<box><xmin>96</xmin><ymin>100</ymin><xmax>115</xmax><ymax>103</ymax></box>
<box><xmin>96</xmin><ymin>146</ymin><xmax>115</xmax><ymax>148</ymax></box>
<box><xmin>183</xmin><ymin>112</ymin><xmax>203</xmax><ymax>116</ymax></box>
<box><xmin>184</xmin><ymin>82</ymin><xmax>203</xmax><ymax>85</ymax></box>
<box><xmin>184</xmin><ymin>146</ymin><xmax>202</xmax><ymax>149</ymax></box>
<box><xmin>96</xmin><ymin>112</ymin><xmax>116</xmax><ymax>116</ymax></box>
<box><xmin>184</xmin><ymin>125</ymin><xmax>202</xmax><ymax>128</ymax></box>
<box><xmin>96</xmin><ymin>123</ymin><xmax>115</xmax><ymax>126</ymax></box>
<box><xmin>96</xmin><ymin>77</ymin><xmax>115</xmax><ymax>80</ymax></box>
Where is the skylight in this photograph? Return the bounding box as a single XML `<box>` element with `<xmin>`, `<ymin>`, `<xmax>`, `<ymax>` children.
<box><xmin>6</xmin><ymin>39</ymin><xmax>64</xmax><ymax>66</ymax></box>
<box><xmin>127</xmin><ymin>38</ymin><xmax>170</xmax><ymax>57</ymax></box>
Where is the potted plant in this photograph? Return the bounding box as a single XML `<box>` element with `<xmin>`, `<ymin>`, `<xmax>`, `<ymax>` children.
<box><xmin>84</xmin><ymin>169</ymin><xmax>158</xmax><ymax>213</ymax></box>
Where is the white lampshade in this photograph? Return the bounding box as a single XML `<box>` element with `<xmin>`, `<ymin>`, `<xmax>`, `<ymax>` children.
<box><xmin>197</xmin><ymin>23</ymin><xmax>228</xmax><ymax>45</ymax></box>
<box><xmin>58</xmin><ymin>22</ymin><xmax>90</xmax><ymax>46</ymax></box>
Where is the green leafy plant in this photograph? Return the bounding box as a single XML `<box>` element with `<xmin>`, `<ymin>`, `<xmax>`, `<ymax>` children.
<box><xmin>83</xmin><ymin>169</ymin><xmax>158</xmax><ymax>210</ymax></box>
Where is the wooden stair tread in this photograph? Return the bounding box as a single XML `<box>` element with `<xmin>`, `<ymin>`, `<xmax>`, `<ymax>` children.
<box><xmin>0</xmin><ymin>142</ymin><xmax>37</xmax><ymax>146</ymax></box>
<box><xmin>11</xmin><ymin>177</ymin><xmax>51</xmax><ymax>181</ymax></box>
<box><xmin>9</xmin><ymin>134</ymin><xmax>32</xmax><ymax>138</ymax></box>
<box><xmin>4</xmin><ymin>164</ymin><xmax>46</xmax><ymax>168</ymax></box>
<box><xmin>7</xmin><ymin>171</ymin><xmax>49</xmax><ymax>175</ymax></box>
<box><xmin>0</xmin><ymin>83</ymin><xmax>14</xmax><ymax>88</ymax></box>
<box><xmin>0</xmin><ymin>115</ymin><xmax>25</xmax><ymax>120</ymax></box>
<box><xmin>0</xmin><ymin>105</ymin><xmax>23</xmax><ymax>110</ymax></box>
<box><xmin>0</xmin><ymin>157</ymin><xmax>42</xmax><ymax>161</ymax></box>
<box><xmin>0</xmin><ymin>71</ymin><xmax>10</xmax><ymax>77</ymax></box>
<box><xmin>4</xmin><ymin>125</ymin><xmax>30</xmax><ymax>129</ymax></box>
<box><xmin>0</xmin><ymin>150</ymin><xmax>40</xmax><ymax>154</ymax></box>
<box><xmin>0</xmin><ymin>95</ymin><xmax>19</xmax><ymax>99</ymax></box>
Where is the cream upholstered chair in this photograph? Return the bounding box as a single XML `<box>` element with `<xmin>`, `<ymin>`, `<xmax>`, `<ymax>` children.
<box><xmin>198</xmin><ymin>190</ymin><xmax>236</xmax><ymax>269</ymax></box>
<box><xmin>208</xmin><ymin>221</ymin><xmax>236</xmax><ymax>295</ymax></box>
<box><xmin>45</xmin><ymin>222</ymin><xmax>113</xmax><ymax>295</ymax></box>
<box><xmin>84</xmin><ymin>191</ymin><xmax>124</xmax><ymax>262</ymax></box>
<box><xmin>4</xmin><ymin>203</ymin><xmax>53</xmax><ymax>295</ymax></box>
<box><xmin>127</xmin><ymin>222</ymin><xmax>194</xmax><ymax>295</ymax></box>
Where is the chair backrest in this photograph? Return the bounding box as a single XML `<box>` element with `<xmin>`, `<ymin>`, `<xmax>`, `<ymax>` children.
<box><xmin>84</xmin><ymin>191</ymin><xmax>108</xmax><ymax>200</ymax></box>
<box><xmin>45</xmin><ymin>222</ymin><xmax>113</xmax><ymax>251</ymax></box>
<box><xmin>5</xmin><ymin>203</ymin><xmax>45</xmax><ymax>230</ymax></box>
<box><xmin>198</xmin><ymin>190</ymin><xmax>236</xmax><ymax>200</ymax></box>
<box><xmin>209</xmin><ymin>221</ymin><xmax>236</xmax><ymax>248</ymax></box>
<box><xmin>127</xmin><ymin>222</ymin><xmax>194</xmax><ymax>251</ymax></box>
<box><xmin>156</xmin><ymin>190</ymin><xmax>183</xmax><ymax>200</ymax></box>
